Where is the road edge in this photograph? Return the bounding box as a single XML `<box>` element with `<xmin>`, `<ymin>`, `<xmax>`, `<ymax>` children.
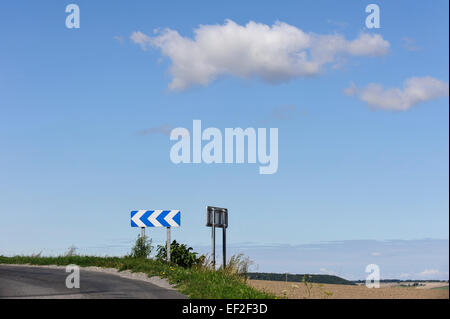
<box><xmin>0</xmin><ymin>263</ymin><xmax>178</xmax><ymax>291</ymax></box>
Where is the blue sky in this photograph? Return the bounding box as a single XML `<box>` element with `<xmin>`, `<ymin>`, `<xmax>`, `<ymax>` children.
<box><xmin>0</xmin><ymin>1</ymin><xmax>448</xmax><ymax>279</ymax></box>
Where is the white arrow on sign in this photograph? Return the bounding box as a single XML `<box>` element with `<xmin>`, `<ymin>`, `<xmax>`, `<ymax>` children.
<box><xmin>164</xmin><ymin>210</ymin><xmax>180</xmax><ymax>227</ymax></box>
<box><xmin>131</xmin><ymin>210</ymin><xmax>147</xmax><ymax>228</ymax></box>
<box><xmin>148</xmin><ymin>209</ymin><xmax>163</xmax><ymax>227</ymax></box>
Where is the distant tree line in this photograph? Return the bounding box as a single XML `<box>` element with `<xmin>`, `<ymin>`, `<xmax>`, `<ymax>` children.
<box><xmin>247</xmin><ymin>272</ymin><xmax>355</xmax><ymax>285</ymax></box>
<box><xmin>353</xmin><ymin>279</ymin><xmax>449</xmax><ymax>283</ymax></box>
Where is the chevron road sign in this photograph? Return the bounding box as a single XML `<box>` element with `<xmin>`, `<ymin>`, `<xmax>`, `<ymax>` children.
<box><xmin>131</xmin><ymin>210</ymin><xmax>181</xmax><ymax>228</ymax></box>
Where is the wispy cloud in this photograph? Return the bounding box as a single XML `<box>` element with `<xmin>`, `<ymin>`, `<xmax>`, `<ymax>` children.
<box><xmin>371</xmin><ymin>252</ymin><xmax>381</xmax><ymax>256</ymax></box>
<box><xmin>131</xmin><ymin>19</ymin><xmax>389</xmax><ymax>90</ymax></box>
<box><xmin>402</xmin><ymin>37</ymin><xmax>420</xmax><ymax>52</ymax></box>
<box><xmin>344</xmin><ymin>76</ymin><xmax>449</xmax><ymax>111</ymax></box>
<box><xmin>259</xmin><ymin>104</ymin><xmax>308</xmax><ymax>126</ymax></box>
<box><xmin>326</xmin><ymin>19</ymin><xmax>349</xmax><ymax>29</ymax></box>
<box><xmin>271</xmin><ymin>104</ymin><xmax>297</xmax><ymax>120</ymax></box>
<box><xmin>320</xmin><ymin>267</ymin><xmax>340</xmax><ymax>276</ymax></box>
<box><xmin>113</xmin><ymin>35</ymin><xmax>125</xmax><ymax>44</ymax></box>
<box><xmin>137</xmin><ymin>123</ymin><xmax>174</xmax><ymax>136</ymax></box>
<box><xmin>418</xmin><ymin>269</ymin><xmax>440</xmax><ymax>276</ymax></box>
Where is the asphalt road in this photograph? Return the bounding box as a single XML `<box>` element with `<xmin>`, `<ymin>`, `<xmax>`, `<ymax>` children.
<box><xmin>0</xmin><ymin>265</ymin><xmax>186</xmax><ymax>299</ymax></box>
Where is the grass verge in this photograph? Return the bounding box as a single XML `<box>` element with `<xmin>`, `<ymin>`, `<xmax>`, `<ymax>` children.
<box><xmin>432</xmin><ymin>286</ymin><xmax>449</xmax><ymax>290</ymax></box>
<box><xmin>0</xmin><ymin>255</ymin><xmax>274</xmax><ymax>299</ymax></box>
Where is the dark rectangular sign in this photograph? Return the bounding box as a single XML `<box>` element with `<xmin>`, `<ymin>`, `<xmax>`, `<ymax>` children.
<box><xmin>206</xmin><ymin>206</ymin><xmax>228</xmax><ymax>228</ymax></box>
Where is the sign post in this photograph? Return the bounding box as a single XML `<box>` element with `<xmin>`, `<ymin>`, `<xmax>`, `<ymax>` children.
<box><xmin>131</xmin><ymin>210</ymin><xmax>181</xmax><ymax>262</ymax></box>
<box><xmin>213</xmin><ymin>216</ymin><xmax>216</xmax><ymax>268</ymax></box>
<box><xmin>222</xmin><ymin>222</ymin><xmax>226</xmax><ymax>269</ymax></box>
<box><xmin>166</xmin><ymin>227</ymin><xmax>171</xmax><ymax>263</ymax></box>
<box><xmin>206</xmin><ymin>206</ymin><xmax>228</xmax><ymax>269</ymax></box>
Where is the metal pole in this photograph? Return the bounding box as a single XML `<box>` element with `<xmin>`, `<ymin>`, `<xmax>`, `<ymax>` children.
<box><xmin>212</xmin><ymin>211</ymin><xmax>215</xmax><ymax>269</ymax></box>
<box><xmin>166</xmin><ymin>227</ymin><xmax>171</xmax><ymax>263</ymax></box>
<box><xmin>222</xmin><ymin>225</ymin><xmax>226</xmax><ymax>269</ymax></box>
<box><xmin>141</xmin><ymin>227</ymin><xmax>145</xmax><ymax>239</ymax></box>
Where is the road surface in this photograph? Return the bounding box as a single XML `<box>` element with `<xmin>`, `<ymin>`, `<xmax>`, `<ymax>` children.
<box><xmin>0</xmin><ymin>265</ymin><xmax>186</xmax><ymax>299</ymax></box>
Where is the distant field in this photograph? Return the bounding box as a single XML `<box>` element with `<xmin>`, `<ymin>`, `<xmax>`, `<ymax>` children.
<box><xmin>248</xmin><ymin>280</ymin><xmax>449</xmax><ymax>299</ymax></box>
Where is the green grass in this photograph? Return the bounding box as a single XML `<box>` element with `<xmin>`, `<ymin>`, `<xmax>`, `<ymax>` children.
<box><xmin>432</xmin><ymin>286</ymin><xmax>449</xmax><ymax>290</ymax></box>
<box><xmin>0</xmin><ymin>255</ymin><xmax>274</xmax><ymax>299</ymax></box>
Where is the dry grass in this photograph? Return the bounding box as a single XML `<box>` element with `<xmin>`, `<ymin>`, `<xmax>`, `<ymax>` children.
<box><xmin>248</xmin><ymin>280</ymin><xmax>449</xmax><ymax>299</ymax></box>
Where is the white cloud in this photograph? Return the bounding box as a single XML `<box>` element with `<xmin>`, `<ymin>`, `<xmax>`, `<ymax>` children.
<box><xmin>344</xmin><ymin>76</ymin><xmax>449</xmax><ymax>110</ymax></box>
<box><xmin>130</xmin><ymin>31</ymin><xmax>152</xmax><ymax>49</ymax></box>
<box><xmin>131</xmin><ymin>19</ymin><xmax>390</xmax><ymax>90</ymax></box>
